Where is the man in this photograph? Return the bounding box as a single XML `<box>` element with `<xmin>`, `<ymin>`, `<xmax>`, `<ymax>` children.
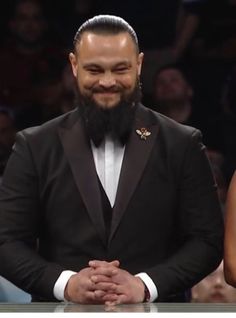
<box><xmin>0</xmin><ymin>15</ymin><xmax>223</xmax><ymax>304</ymax></box>
<box><xmin>153</xmin><ymin>64</ymin><xmax>194</xmax><ymax>125</ymax></box>
<box><xmin>0</xmin><ymin>0</ymin><xmax>65</xmax><ymax>128</ymax></box>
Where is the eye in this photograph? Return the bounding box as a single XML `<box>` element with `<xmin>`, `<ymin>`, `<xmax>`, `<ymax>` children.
<box><xmin>88</xmin><ymin>69</ymin><xmax>101</xmax><ymax>75</ymax></box>
<box><xmin>115</xmin><ymin>67</ymin><xmax>128</xmax><ymax>74</ymax></box>
<box><xmin>84</xmin><ymin>66</ymin><xmax>103</xmax><ymax>75</ymax></box>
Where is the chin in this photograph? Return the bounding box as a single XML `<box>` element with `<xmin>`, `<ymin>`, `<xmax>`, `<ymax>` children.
<box><xmin>95</xmin><ymin>100</ymin><xmax>120</xmax><ymax>110</ymax></box>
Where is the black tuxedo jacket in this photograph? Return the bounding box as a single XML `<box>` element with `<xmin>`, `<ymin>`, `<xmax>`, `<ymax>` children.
<box><xmin>0</xmin><ymin>104</ymin><xmax>223</xmax><ymax>302</ymax></box>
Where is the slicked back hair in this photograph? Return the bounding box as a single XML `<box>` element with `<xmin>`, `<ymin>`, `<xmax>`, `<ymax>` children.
<box><xmin>73</xmin><ymin>14</ymin><xmax>139</xmax><ymax>54</ymax></box>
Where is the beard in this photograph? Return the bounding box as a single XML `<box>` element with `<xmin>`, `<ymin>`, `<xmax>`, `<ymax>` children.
<box><xmin>76</xmin><ymin>80</ymin><xmax>142</xmax><ymax>146</ymax></box>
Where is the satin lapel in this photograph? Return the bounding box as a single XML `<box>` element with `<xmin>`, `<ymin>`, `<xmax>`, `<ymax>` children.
<box><xmin>58</xmin><ymin>116</ymin><xmax>106</xmax><ymax>244</ymax></box>
<box><xmin>109</xmin><ymin>105</ymin><xmax>159</xmax><ymax>242</ymax></box>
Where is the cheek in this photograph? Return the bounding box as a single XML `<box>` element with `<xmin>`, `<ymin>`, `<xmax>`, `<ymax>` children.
<box><xmin>119</xmin><ymin>74</ymin><xmax>136</xmax><ymax>89</ymax></box>
<box><xmin>78</xmin><ymin>76</ymin><xmax>96</xmax><ymax>91</ymax></box>
<box><xmin>75</xmin><ymin>68</ymin><xmax>95</xmax><ymax>88</ymax></box>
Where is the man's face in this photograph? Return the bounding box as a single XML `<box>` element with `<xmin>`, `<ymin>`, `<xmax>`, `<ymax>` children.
<box><xmin>10</xmin><ymin>1</ymin><xmax>46</xmax><ymax>45</ymax></box>
<box><xmin>191</xmin><ymin>262</ymin><xmax>236</xmax><ymax>303</ymax></box>
<box><xmin>154</xmin><ymin>68</ymin><xmax>192</xmax><ymax>104</ymax></box>
<box><xmin>69</xmin><ymin>32</ymin><xmax>143</xmax><ymax>110</ymax></box>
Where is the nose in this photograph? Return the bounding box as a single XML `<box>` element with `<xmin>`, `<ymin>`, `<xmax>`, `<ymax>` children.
<box><xmin>214</xmin><ymin>274</ymin><xmax>224</xmax><ymax>288</ymax></box>
<box><xmin>98</xmin><ymin>72</ymin><xmax>116</xmax><ymax>88</ymax></box>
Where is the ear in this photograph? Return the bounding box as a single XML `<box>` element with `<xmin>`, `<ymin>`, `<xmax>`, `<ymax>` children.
<box><xmin>69</xmin><ymin>52</ymin><xmax>78</xmax><ymax>78</ymax></box>
<box><xmin>137</xmin><ymin>52</ymin><xmax>144</xmax><ymax>76</ymax></box>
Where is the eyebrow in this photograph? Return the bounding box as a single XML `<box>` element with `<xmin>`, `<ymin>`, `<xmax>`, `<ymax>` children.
<box><xmin>83</xmin><ymin>60</ymin><xmax>132</xmax><ymax>69</ymax></box>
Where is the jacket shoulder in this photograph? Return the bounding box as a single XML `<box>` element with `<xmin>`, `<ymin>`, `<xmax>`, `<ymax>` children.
<box><xmin>19</xmin><ymin>109</ymin><xmax>79</xmax><ymax>141</ymax></box>
<box><xmin>152</xmin><ymin>109</ymin><xmax>199</xmax><ymax>136</ymax></box>
<box><xmin>142</xmin><ymin>106</ymin><xmax>202</xmax><ymax>144</ymax></box>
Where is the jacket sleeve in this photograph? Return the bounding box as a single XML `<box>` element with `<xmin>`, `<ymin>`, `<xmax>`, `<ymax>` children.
<box><xmin>0</xmin><ymin>132</ymin><xmax>64</xmax><ymax>300</ymax></box>
<box><xmin>146</xmin><ymin>129</ymin><xmax>224</xmax><ymax>301</ymax></box>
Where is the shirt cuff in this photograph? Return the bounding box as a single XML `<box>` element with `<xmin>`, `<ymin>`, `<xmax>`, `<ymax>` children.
<box><xmin>53</xmin><ymin>270</ymin><xmax>76</xmax><ymax>301</ymax></box>
<box><xmin>135</xmin><ymin>272</ymin><xmax>158</xmax><ymax>302</ymax></box>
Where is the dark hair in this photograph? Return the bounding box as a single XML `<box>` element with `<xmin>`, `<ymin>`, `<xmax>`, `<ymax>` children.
<box><xmin>73</xmin><ymin>14</ymin><xmax>139</xmax><ymax>53</ymax></box>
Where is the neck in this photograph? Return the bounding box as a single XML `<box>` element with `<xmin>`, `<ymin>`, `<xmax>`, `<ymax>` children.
<box><xmin>166</xmin><ymin>102</ymin><xmax>192</xmax><ymax>123</ymax></box>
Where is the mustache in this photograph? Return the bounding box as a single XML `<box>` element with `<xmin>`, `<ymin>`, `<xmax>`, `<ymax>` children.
<box><xmin>91</xmin><ymin>86</ymin><xmax>122</xmax><ymax>93</ymax></box>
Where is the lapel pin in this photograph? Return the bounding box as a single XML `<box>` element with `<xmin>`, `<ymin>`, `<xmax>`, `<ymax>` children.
<box><xmin>136</xmin><ymin>127</ymin><xmax>151</xmax><ymax>140</ymax></box>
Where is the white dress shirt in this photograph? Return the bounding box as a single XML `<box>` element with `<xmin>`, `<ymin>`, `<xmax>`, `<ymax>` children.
<box><xmin>53</xmin><ymin>135</ymin><xmax>158</xmax><ymax>302</ymax></box>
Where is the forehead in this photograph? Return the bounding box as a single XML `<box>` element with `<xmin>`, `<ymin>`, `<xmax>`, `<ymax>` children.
<box><xmin>76</xmin><ymin>32</ymin><xmax>137</xmax><ymax>61</ymax></box>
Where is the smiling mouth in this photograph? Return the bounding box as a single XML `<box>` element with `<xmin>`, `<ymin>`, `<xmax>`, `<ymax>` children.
<box><xmin>95</xmin><ymin>92</ymin><xmax>119</xmax><ymax>96</ymax></box>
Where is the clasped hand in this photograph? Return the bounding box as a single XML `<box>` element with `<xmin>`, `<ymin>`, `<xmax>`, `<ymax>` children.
<box><xmin>64</xmin><ymin>260</ymin><xmax>145</xmax><ymax>305</ymax></box>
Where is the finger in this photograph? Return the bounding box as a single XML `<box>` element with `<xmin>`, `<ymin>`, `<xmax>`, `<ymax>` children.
<box><xmin>89</xmin><ymin>260</ymin><xmax>120</xmax><ymax>268</ymax></box>
<box><xmin>103</xmin><ymin>293</ymin><xmax>119</xmax><ymax>303</ymax></box>
<box><xmin>87</xmin><ymin>279</ymin><xmax>97</xmax><ymax>291</ymax></box>
<box><xmin>91</xmin><ymin>274</ymin><xmax>113</xmax><ymax>283</ymax></box>
<box><xmin>108</xmin><ymin>260</ymin><xmax>120</xmax><ymax>267</ymax></box>
<box><xmin>93</xmin><ymin>282</ymin><xmax>116</xmax><ymax>291</ymax></box>
<box><xmin>94</xmin><ymin>290</ymin><xmax>106</xmax><ymax>298</ymax></box>
<box><xmin>105</xmin><ymin>294</ymin><xmax>128</xmax><ymax>305</ymax></box>
<box><xmin>89</xmin><ymin>260</ymin><xmax>108</xmax><ymax>268</ymax></box>
<box><xmin>85</xmin><ymin>290</ymin><xmax>97</xmax><ymax>301</ymax></box>
<box><xmin>108</xmin><ymin>284</ymin><xmax>125</xmax><ymax>295</ymax></box>
<box><xmin>91</xmin><ymin>267</ymin><xmax>118</xmax><ymax>277</ymax></box>
<box><xmin>85</xmin><ymin>291</ymin><xmax>104</xmax><ymax>304</ymax></box>
<box><xmin>103</xmin><ymin>292</ymin><xmax>120</xmax><ymax>300</ymax></box>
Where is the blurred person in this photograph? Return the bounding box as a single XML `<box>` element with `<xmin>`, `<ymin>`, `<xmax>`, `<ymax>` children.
<box><xmin>204</xmin><ymin>65</ymin><xmax>236</xmax><ymax>184</ymax></box>
<box><xmin>40</xmin><ymin>63</ymin><xmax>77</xmax><ymax>121</ymax></box>
<box><xmin>191</xmin><ymin>261</ymin><xmax>236</xmax><ymax>303</ymax></box>
<box><xmin>0</xmin><ymin>15</ymin><xmax>223</xmax><ymax>304</ymax></box>
<box><xmin>172</xmin><ymin>0</ymin><xmax>236</xmax><ymax>62</ymax></box>
<box><xmin>224</xmin><ymin>171</ymin><xmax>236</xmax><ymax>287</ymax></box>
<box><xmin>59</xmin><ymin>63</ymin><xmax>77</xmax><ymax>114</ymax></box>
<box><xmin>186</xmin><ymin>0</ymin><xmax>236</xmax><ymax>61</ymax></box>
<box><xmin>172</xmin><ymin>0</ymin><xmax>203</xmax><ymax>62</ymax></box>
<box><xmin>152</xmin><ymin>64</ymin><xmax>202</xmax><ymax>129</ymax></box>
<box><xmin>176</xmin><ymin>0</ymin><xmax>236</xmax><ymax>125</ymax></box>
<box><xmin>0</xmin><ymin>0</ymin><xmax>66</xmax><ymax>128</ymax></box>
<box><xmin>153</xmin><ymin>64</ymin><xmax>193</xmax><ymax>124</ymax></box>
<box><xmin>0</xmin><ymin>108</ymin><xmax>16</xmax><ymax>180</ymax></box>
